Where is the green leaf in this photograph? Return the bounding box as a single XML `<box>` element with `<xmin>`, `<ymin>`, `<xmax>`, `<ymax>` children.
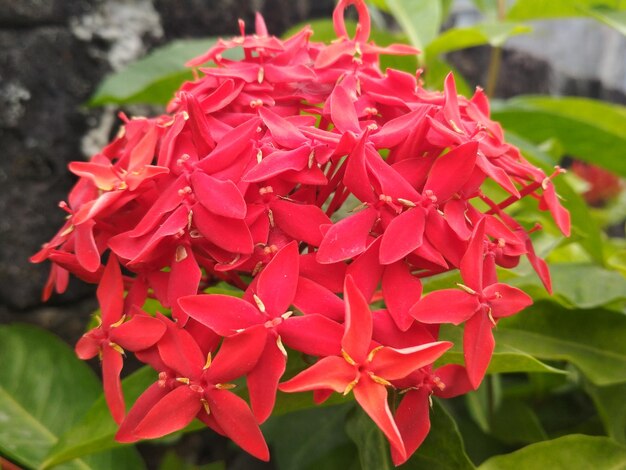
<box><xmin>426</xmin><ymin>22</ymin><xmax>531</xmax><ymax>57</ymax></box>
<box><xmin>490</xmin><ymin>399</ymin><xmax>548</xmax><ymax>445</ymax></box>
<box><xmin>345</xmin><ymin>408</ymin><xmax>393</xmax><ymax>470</ymax></box>
<box><xmin>43</xmin><ymin>366</ymin><xmax>156</xmax><ymax>469</ymax></box>
<box><xmin>507</xmin><ymin>0</ymin><xmax>626</xmax><ymax>20</ymax></box>
<box><xmin>385</xmin><ymin>0</ymin><xmax>442</xmax><ymax>57</ymax></box>
<box><xmin>508</xmin><ymin>264</ymin><xmax>626</xmax><ymax>309</ymax></box>
<box><xmin>407</xmin><ymin>400</ymin><xmax>476</xmax><ymax>469</ymax></box>
<box><xmin>263</xmin><ymin>403</ymin><xmax>356</xmax><ymax>470</ymax></box>
<box><xmin>158</xmin><ymin>451</ymin><xmax>224</xmax><ymax>470</ymax></box>
<box><xmin>478</xmin><ymin>435</ymin><xmax>626</xmax><ymax>469</ymax></box>
<box><xmin>0</xmin><ymin>324</ymin><xmax>143</xmax><ymax>470</ymax></box>
<box><xmin>584</xmin><ymin>380</ymin><xmax>626</xmax><ymax>443</ymax></box>
<box><xmin>89</xmin><ymin>39</ymin><xmax>242</xmax><ymax>106</ymax></box>
<box><xmin>345</xmin><ymin>399</ymin><xmax>476</xmax><ymax>469</ymax></box>
<box><xmin>492</xmin><ymin>96</ymin><xmax>626</xmax><ymax>177</ymax></box>
<box><xmin>583</xmin><ymin>6</ymin><xmax>626</xmax><ymax>35</ymax></box>
<box><xmin>438</xmin><ymin>325</ymin><xmax>568</xmax><ymax>375</ymax></box>
<box><xmin>423</xmin><ymin>56</ymin><xmax>473</xmax><ymax>95</ymax></box>
<box><xmin>497</xmin><ymin>301</ymin><xmax>626</xmax><ymax>386</ymax></box>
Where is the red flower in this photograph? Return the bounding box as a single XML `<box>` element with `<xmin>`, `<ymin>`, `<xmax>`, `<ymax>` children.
<box><xmin>75</xmin><ymin>255</ymin><xmax>165</xmax><ymax>423</ymax></box>
<box><xmin>279</xmin><ymin>276</ymin><xmax>451</xmax><ymax>461</ymax></box>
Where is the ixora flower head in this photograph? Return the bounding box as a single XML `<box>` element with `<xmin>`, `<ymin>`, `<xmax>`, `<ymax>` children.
<box><xmin>32</xmin><ymin>0</ymin><xmax>569</xmax><ymax>464</ymax></box>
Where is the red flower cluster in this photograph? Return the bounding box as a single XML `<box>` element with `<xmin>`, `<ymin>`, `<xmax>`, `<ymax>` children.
<box><xmin>32</xmin><ymin>0</ymin><xmax>570</xmax><ymax>464</ymax></box>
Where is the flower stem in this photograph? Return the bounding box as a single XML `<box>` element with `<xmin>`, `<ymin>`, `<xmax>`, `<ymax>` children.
<box><xmin>485</xmin><ymin>0</ymin><xmax>507</xmax><ymax>98</ymax></box>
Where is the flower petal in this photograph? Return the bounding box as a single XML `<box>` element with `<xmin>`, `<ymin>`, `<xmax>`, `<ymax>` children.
<box><xmin>133</xmin><ymin>386</ymin><xmax>201</xmax><ymax>439</ymax></box>
<box><xmin>191</xmin><ymin>172</ymin><xmax>247</xmax><ymax>219</ymax></box>
<box><xmin>279</xmin><ymin>356</ymin><xmax>354</xmax><ymax>394</ymax></box>
<box><xmin>382</xmin><ymin>262</ymin><xmax>422</xmax><ymax>331</ymax></box>
<box><xmin>270</xmin><ymin>199</ymin><xmax>331</xmax><ymax>247</ymax></box>
<box><xmin>116</xmin><ymin>382</ymin><xmax>169</xmax><ymax>443</ymax></box>
<box><xmin>207</xmin><ymin>325</ymin><xmax>267</xmax><ymax>383</ymax></box>
<box><xmin>460</xmin><ymin>217</ymin><xmax>486</xmax><ymax>292</ymax></box>
<box><xmin>353</xmin><ymin>375</ymin><xmax>406</xmax><ymax>460</ymax></box>
<box><xmin>293</xmin><ymin>277</ymin><xmax>345</xmax><ymax>321</ymax></box>
<box><xmin>410</xmin><ymin>289</ymin><xmax>478</xmax><ymax>326</ymax></box>
<box><xmin>102</xmin><ymin>346</ymin><xmax>125</xmax><ymax>424</ymax></box>
<box><xmin>370</xmin><ymin>342</ymin><xmax>452</xmax><ymax>381</ymax></box>
<box><xmin>464</xmin><ymin>313</ymin><xmax>495</xmax><ymax>389</ymax></box>
<box><xmin>317</xmin><ymin>207</ymin><xmax>377</xmax><ymax>264</ymax></box>
<box><xmin>255</xmin><ymin>241</ymin><xmax>299</xmax><ymax>316</ymax></box>
<box><xmin>157</xmin><ymin>320</ymin><xmax>205</xmax><ymax>378</ymax></box>
<box><xmin>424</xmin><ymin>141</ymin><xmax>478</xmax><ymax>202</ymax></box>
<box><xmin>279</xmin><ymin>314</ymin><xmax>343</xmax><ymax>357</ymax></box>
<box><xmin>207</xmin><ymin>389</ymin><xmax>270</xmax><ymax>461</ymax></box>
<box><xmin>110</xmin><ymin>314</ymin><xmax>166</xmax><ymax>352</ymax></box>
<box><xmin>247</xmin><ymin>335</ymin><xmax>287</xmax><ymax>423</ymax></box>
<box><xmin>392</xmin><ymin>388</ymin><xmax>430</xmax><ymax>466</ymax></box>
<box><xmin>379</xmin><ymin>209</ymin><xmax>426</xmax><ymax>265</ymax></box>
<box><xmin>193</xmin><ymin>203</ymin><xmax>254</xmax><ymax>254</ymax></box>
<box><xmin>97</xmin><ymin>254</ymin><xmax>124</xmax><ymax>326</ymax></box>
<box><xmin>484</xmin><ymin>283</ymin><xmax>533</xmax><ymax>318</ymax></box>
<box><xmin>178</xmin><ymin>294</ymin><xmax>264</xmax><ymax>336</ymax></box>
<box><xmin>343</xmin><ymin>275</ymin><xmax>373</xmax><ymax>364</ymax></box>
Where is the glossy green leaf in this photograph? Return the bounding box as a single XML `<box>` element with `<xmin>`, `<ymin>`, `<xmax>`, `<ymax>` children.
<box><xmin>158</xmin><ymin>451</ymin><xmax>225</xmax><ymax>470</ymax></box>
<box><xmin>492</xmin><ymin>96</ymin><xmax>626</xmax><ymax>177</ymax></box>
<box><xmin>507</xmin><ymin>0</ymin><xmax>626</xmax><ymax>20</ymax></box>
<box><xmin>423</xmin><ymin>56</ymin><xmax>473</xmax><ymax>95</ymax></box>
<box><xmin>385</xmin><ymin>0</ymin><xmax>442</xmax><ymax>56</ymax></box>
<box><xmin>438</xmin><ymin>325</ymin><xmax>567</xmax><ymax>375</ymax></box>
<box><xmin>497</xmin><ymin>301</ymin><xmax>626</xmax><ymax>386</ymax></box>
<box><xmin>584</xmin><ymin>6</ymin><xmax>626</xmax><ymax>35</ymax></box>
<box><xmin>508</xmin><ymin>264</ymin><xmax>626</xmax><ymax>309</ymax></box>
<box><xmin>406</xmin><ymin>400</ymin><xmax>476</xmax><ymax>469</ymax></box>
<box><xmin>0</xmin><ymin>324</ymin><xmax>143</xmax><ymax>470</ymax></box>
<box><xmin>89</xmin><ymin>38</ymin><xmax>242</xmax><ymax>106</ymax></box>
<box><xmin>345</xmin><ymin>408</ymin><xmax>393</xmax><ymax>470</ymax></box>
<box><xmin>478</xmin><ymin>435</ymin><xmax>626</xmax><ymax>469</ymax></box>
<box><xmin>490</xmin><ymin>399</ymin><xmax>548</xmax><ymax>445</ymax></box>
<box><xmin>584</xmin><ymin>380</ymin><xmax>626</xmax><ymax>443</ymax></box>
<box><xmin>43</xmin><ymin>366</ymin><xmax>156</xmax><ymax>469</ymax></box>
<box><xmin>426</xmin><ymin>22</ymin><xmax>531</xmax><ymax>57</ymax></box>
<box><xmin>345</xmin><ymin>399</ymin><xmax>475</xmax><ymax>469</ymax></box>
<box><xmin>263</xmin><ymin>403</ymin><xmax>356</xmax><ymax>470</ymax></box>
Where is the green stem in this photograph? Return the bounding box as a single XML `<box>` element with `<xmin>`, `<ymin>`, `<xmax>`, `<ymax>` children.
<box><xmin>485</xmin><ymin>0</ymin><xmax>507</xmax><ymax>98</ymax></box>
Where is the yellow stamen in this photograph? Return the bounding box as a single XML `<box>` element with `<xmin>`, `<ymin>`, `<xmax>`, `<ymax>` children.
<box><xmin>397</xmin><ymin>198</ymin><xmax>416</xmax><ymax>208</ymax></box>
<box><xmin>201</xmin><ymin>398</ymin><xmax>210</xmax><ymax>415</ymax></box>
<box><xmin>341</xmin><ymin>349</ymin><xmax>356</xmax><ymax>366</ymax></box>
<box><xmin>110</xmin><ymin>314</ymin><xmax>126</xmax><ymax>328</ymax></box>
<box><xmin>368</xmin><ymin>372</ymin><xmax>392</xmax><ymax>387</ymax></box>
<box><xmin>176</xmin><ymin>377</ymin><xmax>190</xmax><ymax>384</ymax></box>
<box><xmin>367</xmin><ymin>346</ymin><xmax>384</xmax><ymax>362</ymax></box>
<box><xmin>60</xmin><ymin>225</ymin><xmax>75</xmax><ymax>237</ymax></box>
<box><xmin>253</xmin><ymin>294</ymin><xmax>266</xmax><ymax>313</ymax></box>
<box><xmin>343</xmin><ymin>379</ymin><xmax>358</xmax><ymax>395</ymax></box>
<box><xmin>109</xmin><ymin>342</ymin><xmax>125</xmax><ymax>355</ymax></box>
<box><xmin>203</xmin><ymin>352</ymin><xmax>212</xmax><ymax>370</ymax></box>
<box><xmin>276</xmin><ymin>335</ymin><xmax>288</xmax><ymax>357</ymax></box>
<box><xmin>216</xmin><ymin>383</ymin><xmax>237</xmax><ymax>390</ymax></box>
<box><xmin>456</xmin><ymin>283</ymin><xmax>477</xmax><ymax>295</ymax></box>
